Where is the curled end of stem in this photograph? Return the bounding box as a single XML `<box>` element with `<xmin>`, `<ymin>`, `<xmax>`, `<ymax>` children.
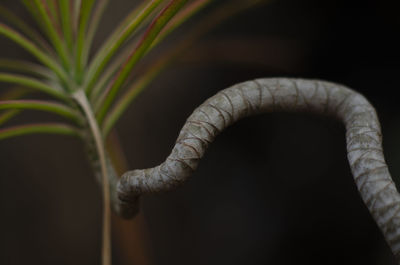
<box><xmin>116</xmin><ymin>170</ymin><xmax>142</xmax><ymax>218</ymax></box>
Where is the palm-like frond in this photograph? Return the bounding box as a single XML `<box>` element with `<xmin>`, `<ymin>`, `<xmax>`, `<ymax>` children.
<box><xmin>0</xmin><ymin>1</ymin><xmax>269</xmax><ymax>264</ymax></box>
<box><xmin>0</xmin><ymin>0</ymin><xmax>222</xmax><ymax>140</ymax></box>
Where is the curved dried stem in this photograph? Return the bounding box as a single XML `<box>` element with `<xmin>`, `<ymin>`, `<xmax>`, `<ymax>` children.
<box><xmin>116</xmin><ymin>78</ymin><xmax>400</xmax><ymax>262</ymax></box>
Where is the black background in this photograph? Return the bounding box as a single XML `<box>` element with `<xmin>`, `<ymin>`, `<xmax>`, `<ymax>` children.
<box><xmin>1</xmin><ymin>0</ymin><xmax>400</xmax><ymax>264</ymax></box>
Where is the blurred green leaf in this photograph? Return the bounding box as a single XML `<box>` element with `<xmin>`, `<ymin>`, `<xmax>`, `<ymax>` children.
<box><xmin>96</xmin><ymin>0</ymin><xmax>189</xmax><ymax>124</ymax></box>
<box><xmin>85</xmin><ymin>0</ymin><xmax>163</xmax><ymax>94</ymax></box>
<box><xmin>0</xmin><ymin>22</ymin><xmax>68</xmax><ymax>85</ymax></box>
<box><xmin>0</xmin><ymin>99</ymin><xmax>82</xmax><ymax>124</ymax></box>
<box><xmin>0</xmin><ymin>72</ymin><xmax>69</xmax><ymax>101</ymax></box>
<box><xmin>0</xmin><ymin>123</ymin><xmax>81</xmax><ymax>140</ymax></box>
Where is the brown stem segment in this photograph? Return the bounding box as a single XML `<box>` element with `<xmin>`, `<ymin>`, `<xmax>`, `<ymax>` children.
<box><xmin>116</xmin><ymin>78</ymin><xmax>400</xmax><ymax>262</ymax></box>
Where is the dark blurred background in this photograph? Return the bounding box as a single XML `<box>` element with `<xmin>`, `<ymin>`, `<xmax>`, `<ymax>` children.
<box><xmin>1</xmin><ymin>0</ymin><xmax>400</xmax><ymax>264</ymax></box>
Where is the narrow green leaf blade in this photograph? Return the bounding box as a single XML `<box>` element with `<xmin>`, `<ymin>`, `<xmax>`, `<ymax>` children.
<box><xmin>0</xmin><ymin>100</ymin><xmax>82</xmax><ymax>124</ymax></box>
<box><xmin>0</xmin><ymin>88</ymin><xmax>29</xmax><ymax>126</ymax></box>
<box><xmin>85</xmin><ymin>0</ymin><xmax>163</xmax><ymax>94</ymax></box>
<box><xmin>90</xmin><ymin>40</ymin><xmax>138</xmax><ymax>104</ymax></box>
<box><xmin>0</xmin><ymin>4</ymin><xmax>53</xmax><ymax>53</ymax></box>
<box><xmin>0</xmin><ymin>23</ymin><xmax>68</xmax><ymax>84</ymax></box>
<box><xmin>101</xmin><ymin>0</ymin><xmax>269</xmax><ymax>134</ymax></box>
<box><xmin>0</xmin><ymin>59</ymin><xmax>54</xmax><ymax>79</ymax></box>
<box><xmin>102</xmin><ymin>56</ymin><xmax>166</xmax><ymax>136</ymax></box>
<box><xmin>0</xmin><ymin>123</ymin><xmax>81</xmax><ymax>140</ymax></box>
<box><xmin>91</xmin><ymin>0</ymin><xmax>213</xmax><ymax>105</ymax></box>
<box><xmin>96</xmin><ymin>0</ymin><xmax>188</xmax><ymax>123</ymax></box>
<box><xmin>32</xmin><ymin>0</ymin><xmax>71</xmax><ymax>69</ymax></box>
<box><xmin>152</xmin><ymin>0</ymin><xmax>213</xmax><ymax>48</ymax></box>
<box><xmin>81</xmin><ymin>0</ymin><xmax>109</xmax><ymax>74</ymax></box>
<box><xmin>59</xmin><ymin>0</ymin><xmax>74</xmax><ymax>52</ymax></box>
<box><xmin>0</xmin><ymin>109</ymin><xmax>20</xmax><ymax>126</ymax></box>
<box><xmin>46</xmin><ymin>0</ymin><xmax>60</xmax><ymax>20</ymax></box>
<box><xmin>0</xmin><ymin>72</ymin><xmax>69</xmax><ymax>102</ymax></box>
<box><xmin>90</xmin><ymin>0</ymin><xmax>213</xmax><ymax>103</ymax></box>
<box><xmin>75</xmin><ymin>0</ymin><xmax>95</xmax><ymax>83</ymax></box>
<box><xmin>73</xmin><ymin>0</ymin><xmax>82</xmax><ymax>34</ymax></box>
<box><xmin>21</xmin><ymin>0</ymin><xmax>48</xmax><ymax>35</ymax></box>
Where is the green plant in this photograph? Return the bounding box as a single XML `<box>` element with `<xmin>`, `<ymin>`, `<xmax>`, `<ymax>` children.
<box><xmin>0</xmin><ymin>0</ymin><xmax>268</xmax><ymax>264</ymax></box>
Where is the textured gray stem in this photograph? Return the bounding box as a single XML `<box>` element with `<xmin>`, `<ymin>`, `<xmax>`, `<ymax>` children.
<box><xmin>117</xmin><ymin>78</ymin><xmax>400</xmax><ymax>261</ymax></box>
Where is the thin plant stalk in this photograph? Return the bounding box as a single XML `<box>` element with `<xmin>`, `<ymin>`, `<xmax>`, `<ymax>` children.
<box><xmin>73</xmin><ymin>90</ymin><xmax>111</xmax><ymax>265</ymax></box>
<box><xmin>106</xmin><ymin>132</ymin><xmax>154</xmax><ymax>265</ymax></box>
